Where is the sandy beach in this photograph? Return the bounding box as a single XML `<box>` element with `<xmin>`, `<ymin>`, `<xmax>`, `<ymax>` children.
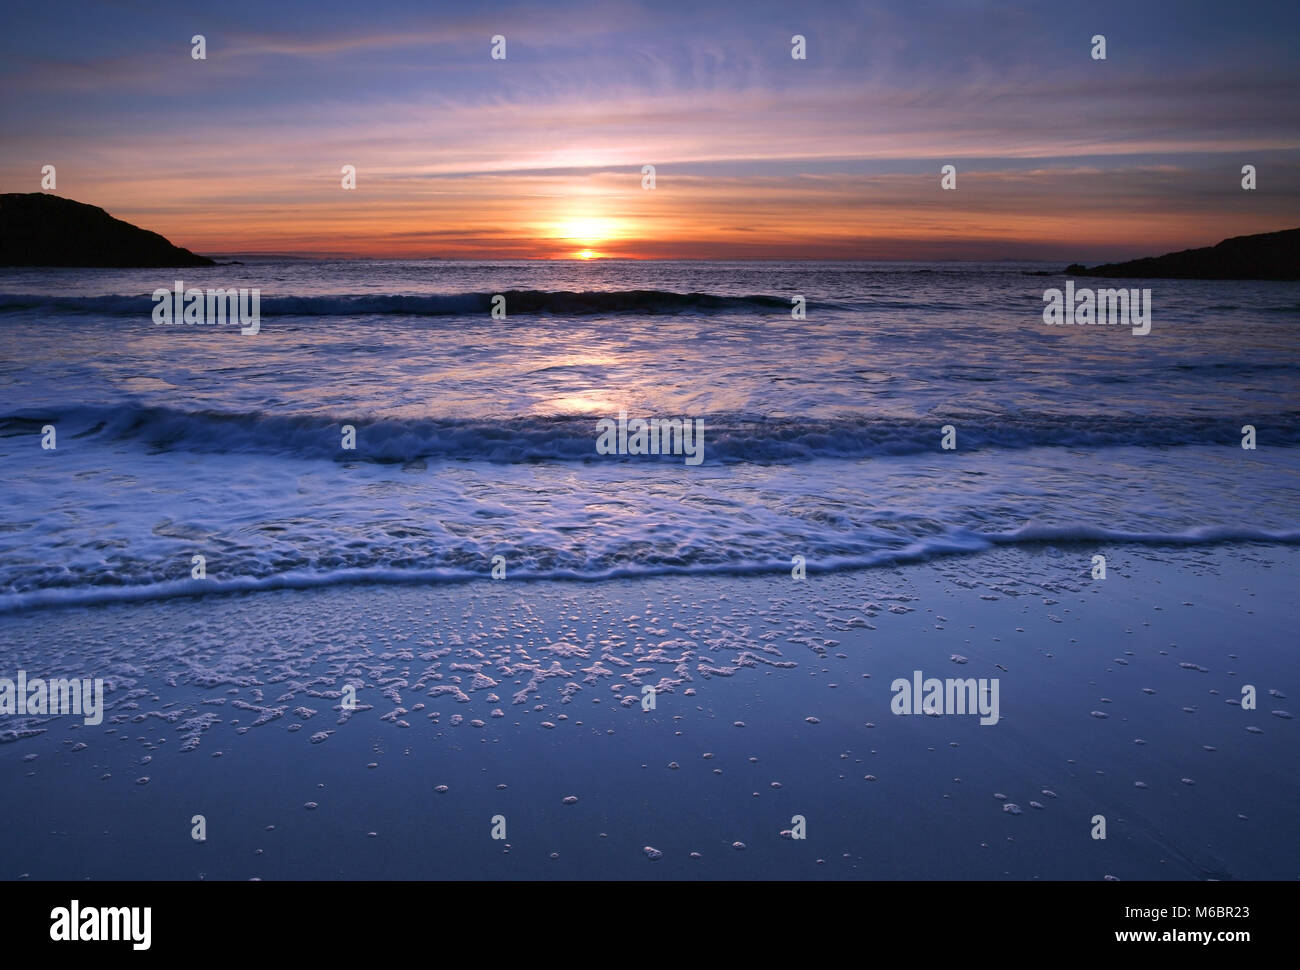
<box><xmin>2</xmin><ymin>542</ymin><xmax>1294</xmax><ymax>880</ymax></box>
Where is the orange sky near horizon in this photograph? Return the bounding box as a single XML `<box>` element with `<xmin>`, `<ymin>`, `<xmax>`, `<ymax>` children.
<box><xmin>54</xmin><ymin>166</ymin><xmax>1295</xmax><ymax>263</ymax></box>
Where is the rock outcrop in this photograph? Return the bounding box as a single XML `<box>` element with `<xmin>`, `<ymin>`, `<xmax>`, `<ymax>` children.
<box><xmin>0</xmin><ymin>193</ymin><xmax>214</xmax><ymax>267</ymax></box>
<box><xmin>1066</xmin><ymin>228</ymin><xmax>1300</xmax><ymax>281</ymax></box>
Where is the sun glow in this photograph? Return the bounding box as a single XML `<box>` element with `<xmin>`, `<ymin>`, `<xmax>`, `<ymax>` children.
<box><xmin>550</xmin><ymin>214</ymin><xmax>620</xmax><ymax>259</ymax></box>
<box><xmin>552</xmin><ymin>217</ymin><xmax>618</xmax><ymax>244</ymax></box>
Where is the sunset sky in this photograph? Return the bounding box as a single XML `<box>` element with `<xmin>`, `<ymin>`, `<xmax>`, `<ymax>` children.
<box><xmin>2</xmin><ymin>0</ymin><xmax>1298</xmax><ymax>260</ymax></box>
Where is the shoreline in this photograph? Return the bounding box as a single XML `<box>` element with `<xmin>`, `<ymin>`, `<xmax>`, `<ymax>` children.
<box><xmin>4</xmin><ymin>532</ymin><xmax>1300</xmax><ymax>616</ymax></box>
<box><xmin>1</xmin><ymin>542</ymin><xmax>1296</xmax><ymax>880</ymax></box>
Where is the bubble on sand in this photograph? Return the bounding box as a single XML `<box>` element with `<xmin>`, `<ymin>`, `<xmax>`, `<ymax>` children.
<box><xmin>643</xmin><ymin>846</ymin><xmax>663</xmax><ymax>860</ymax></box>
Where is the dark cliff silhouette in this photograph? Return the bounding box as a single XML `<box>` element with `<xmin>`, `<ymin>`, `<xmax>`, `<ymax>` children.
<box><xmin>0</xmin><ymin>193</ymin><xmax>214</xmax><ymax>267</ymax></box>
<box><xmin>1067</xmin><ymin>228</ymin><xmax>1300</xmax><ymax>281</ymax></box>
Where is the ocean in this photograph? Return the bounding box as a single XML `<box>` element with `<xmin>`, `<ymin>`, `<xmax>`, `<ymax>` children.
<box><xmin>1</xmin><ymin>260</ymin><xmax>1297</xmax><ymax>880</ymax></box>
<box><xmin>1</xmin><ymin>259</ymin><xmax>1297</xmax><ymax>610</ymax></box>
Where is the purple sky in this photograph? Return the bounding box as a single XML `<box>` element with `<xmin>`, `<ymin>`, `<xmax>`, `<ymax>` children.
<box><xmin>3</xmin><ymin>0</ymin><xmax>1298</xmax><ymax>259</ymax></box>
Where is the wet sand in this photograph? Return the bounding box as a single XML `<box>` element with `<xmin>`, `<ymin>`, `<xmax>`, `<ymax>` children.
<box><xmin>1</xmin><ymin>543</ymin><xmax>1295</xmax><ymax>880</ymax></box>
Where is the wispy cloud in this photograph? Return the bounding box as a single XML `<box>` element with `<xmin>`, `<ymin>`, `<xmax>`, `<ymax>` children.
<box><xmin>2</xmin><ymin>0</ymin><xmax>1297</xmax><ymax>257</ymax></box>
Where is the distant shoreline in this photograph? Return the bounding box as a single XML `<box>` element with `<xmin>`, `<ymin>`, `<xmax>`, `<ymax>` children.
<box><xmin>4</xmin><ymin>194</ymin><xmax>1298</xmax><ymax>276</ymax></box>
